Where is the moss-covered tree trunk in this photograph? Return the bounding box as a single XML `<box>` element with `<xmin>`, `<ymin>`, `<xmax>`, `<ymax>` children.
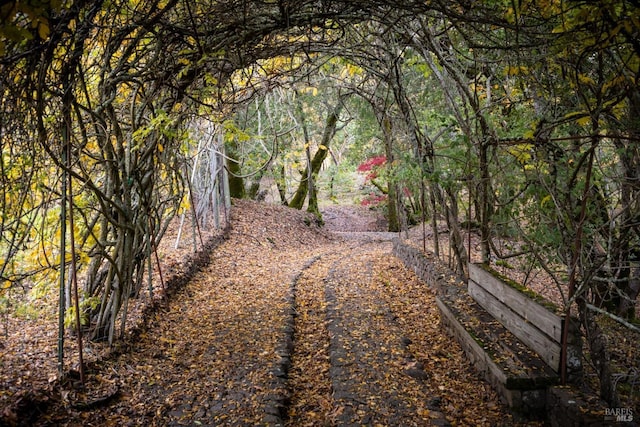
<box><xmin>381</xmin><ymin>116</ymin><xmax>400</xmax><ymax>232</ymax></box>
<box><xmin>247</xmin><ymin>170</ymin><xmax>265</xmax><ymax>200</ymax></box>
<box><xmin>305</xmin><ymin>145</ymin><xmax>322</xmax><ymax>223</ymax></box>
<box><xmin>276</xmin><ymin>165</ymin><xmax>287</xmax><ymax>204</ymax></box>
<box><xmin>478</xmin><ymin>138</ymin><xmax>492</xmax><ymax>264</ymax></box>
<box><xmin>288</xmin><ymin>97</ymin><xmax>345</xmax><ymax>212</ymax></box>
<box><xmin>226</xmin><ymin>139</ymin><xmax>246</xmax><ymax>199</ymax></box>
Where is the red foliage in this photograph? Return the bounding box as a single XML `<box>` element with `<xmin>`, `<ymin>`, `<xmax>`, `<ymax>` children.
<box><xmin>357</xmin><ymin>155</ymin><xmax>387</xmax><ymax>172</ymax></box>
<box><xmin>357</xmin><ymin>156</ymin><xmax>387</xmax><ymax>181</ymax></box>
<box><xmin>361</xmin><ymin>193</ymin><xmax>387</xmax><ymax>207</ymax></box>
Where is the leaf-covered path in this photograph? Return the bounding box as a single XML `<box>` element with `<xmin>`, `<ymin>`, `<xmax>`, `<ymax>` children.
<box><xmin>289</xmin><ymin>240</ymin><xmax>442</xmax><ymax>426</ymax></box>
<box><xmin>33</xmin><ymin>201</ymin><xmax>512</xmax><ymax>426</ymax></box>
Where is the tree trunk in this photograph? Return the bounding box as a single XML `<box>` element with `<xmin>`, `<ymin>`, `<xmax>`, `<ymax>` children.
<box><xmin>277</xmin><ymin>165</ymin><xmax>287</xmax><ymax>204</ymax></box>
<box><xmin>429</xmin><ymin>186</ymin><xmax>440</xmax><ymax>256</ymax></box>
<box><xmin>372</xmin><ymin>110</ymin><xmax>400</xmax><ymax>232</ymax></box>
<box><xmin>384</xmin><ymin>118</ymin><xmax>400</xmax><ymax>232</ymax></box>
<box><xmin>289</xmin><ymin>97</ymin><xmax>344</xmax><ymax>210</ymax></box>
<box><xmin>478</xmin><ymin>139</ymin><xmax>492</xmax><ymax>264</ymax></box>
<box><xmin>444</xmin><ymin>187</ymin><xmax>467</xmax><ymax>275</ymax></box>
<box><xmin>614</xmin><ymin>86</ymin><xmax>640</xmax><ymax>318</ymax></box>
<box><xmin>247</xmin><ymin>176</ymin><xmax>262</xmax><ymax>200</ymax></box>
<box><xmin>226</xmin><ymin>139</ymin><xmax>246</xmax><ymax>199</ymax></box>
<box><xmin>578</xmin><ymin>296</ymin><xmax>620</xmax><ymax>407</ymax></box>
<box><xmin>305</xmin><ymin>143</ymin><xmax>322</xmax><ymax>222</ymax></box>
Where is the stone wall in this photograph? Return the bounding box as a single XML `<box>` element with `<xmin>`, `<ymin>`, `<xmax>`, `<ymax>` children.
<box><xmin>391</xmin><ymin>238</ymin><xmax>465</xmax><ymax>293</ymax></box>
<box><xmin>546</xmin><ymin>386</ymin><xmax>619</xmax><ymax>427</ymax></box>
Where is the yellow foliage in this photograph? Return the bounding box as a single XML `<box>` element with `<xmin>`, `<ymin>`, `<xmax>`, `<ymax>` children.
<box><xmin>37</xmin><ymin>20</ymin><xmax>50</xmax><ymax>40</ymax></box>
<box><xmin>177</xmin><ymin>195</ymin><xmax>191</xmax><ymax>215</ymax></box>
<box><xmin>576</xmin><ymin>116</ymin><xmax>591</xmax><ymax>126</ymax></box>
<box><xmin>204</xmin><ymin>73</ymin><xmax>218</xmax><ymax>85</ymax></box>
<box><xmin>469</xmin><ymin>83</ymin><xmax>486</xmax><ymax>99</ymax></box>
<box><xmin>345</xmin><ymin>63</ymin><xmax>363</xmax><ymax>76</ymax></box>
<box><xmin>504</xmin><ymin>65</ymin><xmax>528</xmax><ymax>76</ymax></box>
<box><xmin>223</xmin><ymin>120</ymin><xmax>251</xmax><ymax>143</ymax></box>
<box><xmin>577</xmin><ymin>73</ymin><xmax>595</xmax><ymax>86</ymax></box>
<box><xmin>504</xmin><ymin>7</ymin><xmax>515</xmax><ymax>24</ymax></box>
<box><xmin>564</xmin><ymin>111</ymin><xmax>591</xmax><ymax>126</ymax></box>
<box><xmin>303</xmin><ymin>87</ymin><xmax>318</xmax><ymax>96</ymax></box>
<box><xmin>507</xmin><ymin>143</ymin><xmax>533</xmax><ymax>165</ymax></box>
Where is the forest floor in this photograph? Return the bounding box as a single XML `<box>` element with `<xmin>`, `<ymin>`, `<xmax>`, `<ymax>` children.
<box><xmin>1</xmin><ymin>200</ymin><xmax>514</xmax><ymax>426</ymax></box>
<box><xmin>0</xmin><ymin>200</ymin><xmax>637</xmax><ymax>426</ymax></box>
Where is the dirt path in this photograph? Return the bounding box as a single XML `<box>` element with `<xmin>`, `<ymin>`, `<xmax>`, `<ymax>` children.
<box><xmin>28</xmin><ymin>201</ymin><xmax>511</xmax><ymax>426</ymax></box>
<box><xmin>285</xmin><ymin>237</ymin><xmax>446</xmax><ymax>426</ymax></box>
<box><xmin>321</xmin><ymin>205</ymin><xmax>388</xmax><ymax>232</ymax></box>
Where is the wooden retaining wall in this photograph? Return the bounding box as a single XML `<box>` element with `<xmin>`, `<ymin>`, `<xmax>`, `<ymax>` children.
<box><xmin>392</xmin><ymin>238</ymin><xmax>588</xmax><ymax>421</ymax></box>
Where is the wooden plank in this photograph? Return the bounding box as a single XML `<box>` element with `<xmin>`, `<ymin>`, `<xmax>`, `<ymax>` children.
<box><xmin>469</xmin><ymin>263</ymin><xmax>562</xmax><ymax>344</ymax></box>
<box><xmin>469</xmin><ymin>280</ymin><xmax>561</xmax><ymax>372</ymax></box>
<box><xmin>436</xmin><ymin>297</ymin><xmax>508</xmax><ymax>385</ymax></box>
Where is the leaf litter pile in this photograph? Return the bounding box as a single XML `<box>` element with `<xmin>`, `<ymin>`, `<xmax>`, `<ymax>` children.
<box><xmin>4</xmin><ymin>200</ymin><xmax>521</xmax><ymax>426</ymax></box>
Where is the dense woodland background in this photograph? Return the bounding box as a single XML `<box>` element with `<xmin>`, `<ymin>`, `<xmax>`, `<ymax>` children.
<box><xmin>1</xmin><ymin>0</ymin><xmax>639</xmax><ymax>410</ymax></box>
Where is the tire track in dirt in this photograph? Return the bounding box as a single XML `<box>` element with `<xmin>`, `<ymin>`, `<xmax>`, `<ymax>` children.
<box><xmin>324</xmin><ymin>241</ymin><xmax>440</xmax><ymax>426</ymax></box>
<box><xmin>266</xmin><ymin>253</ymin><xmax>325</xmax><ymax>425</ymax></box>
<box><xmin>284</xmin><ymin>237</ymin><xmax>448</xmax><ymax>426</ymax></box>
<box><xmin>284</xmin><ymin>251</ymin><xmax>337</xmax><ymax>426</ymax></box>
